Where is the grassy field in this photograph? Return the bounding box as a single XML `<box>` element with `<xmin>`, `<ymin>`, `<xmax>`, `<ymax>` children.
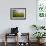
<box><xmin>13</xmin><ymin>11</ymin><xmax>24</xmax><ymax>17</ymax></box>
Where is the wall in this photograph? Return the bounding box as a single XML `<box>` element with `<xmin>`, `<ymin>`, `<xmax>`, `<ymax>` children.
<box><xmin>0</xmin><ymin>0</ymin><xmax>37</xmax><ymax>42</ymax></box>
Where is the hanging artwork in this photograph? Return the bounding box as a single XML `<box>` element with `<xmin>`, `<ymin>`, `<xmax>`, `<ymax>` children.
<box><xmin>10</xmin><ymin>8</ymin><xmax>26</xmax><ymax>20</ymax></box>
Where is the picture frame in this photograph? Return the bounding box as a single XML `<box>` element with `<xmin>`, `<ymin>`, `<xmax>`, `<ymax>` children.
<box><xmin>10</xmin><ymin>8</ymin><xmax>26</xmax><ymax>20</ymax></box>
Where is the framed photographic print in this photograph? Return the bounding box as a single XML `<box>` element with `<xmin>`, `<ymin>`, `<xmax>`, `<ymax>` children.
<box><xmin>10</xmin><ymin>8</ymin><xmax>26</xmax><ymax>20</ymax></box>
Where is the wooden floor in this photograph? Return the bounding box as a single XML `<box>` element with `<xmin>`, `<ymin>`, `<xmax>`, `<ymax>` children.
<box><xmin>0</xmin><ymin>42</ymin><xmax>46</xmax><ymax>46</ymax></box>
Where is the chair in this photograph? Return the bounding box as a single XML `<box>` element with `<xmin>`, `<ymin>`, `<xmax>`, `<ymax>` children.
<box><xmin>4</xmin><ymin>33</ymin><xmax>18</xmax><ymax>46</ymax></box>
<box><xmin>18</xmin><ymin>33</ymin><xmax>30</xmax><ymax>46</ymax></box>
<box><xmin>4</xmin><ymin>27</ymin><xmax>19</xmax><ymax>46</ymax></box>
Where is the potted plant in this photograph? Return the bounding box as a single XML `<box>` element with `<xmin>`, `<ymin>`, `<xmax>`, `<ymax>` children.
<box><xmin>32</xmin><ymin>25</ymin><xmax>39</xmax><ymax>30</ymax></box>
<box><xmin>33</xmin><ymin>32</ymin><xmax>46</xmax><ymax>43</ymax></box>
<box><xmin>40</xmin><ymin>26</ymin><xmax>45</xmax><ymax>29</ymax></box>
<box><xmin>32</xmin><ymin>24</ymin><xmax>45</xmax><ymax>30</ymax></box>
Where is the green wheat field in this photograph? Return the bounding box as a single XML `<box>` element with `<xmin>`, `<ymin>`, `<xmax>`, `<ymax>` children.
<box><xmin>13</xmin><ymin>10</ymin><xmax>24</xmax><ymax>17</ymax></box>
